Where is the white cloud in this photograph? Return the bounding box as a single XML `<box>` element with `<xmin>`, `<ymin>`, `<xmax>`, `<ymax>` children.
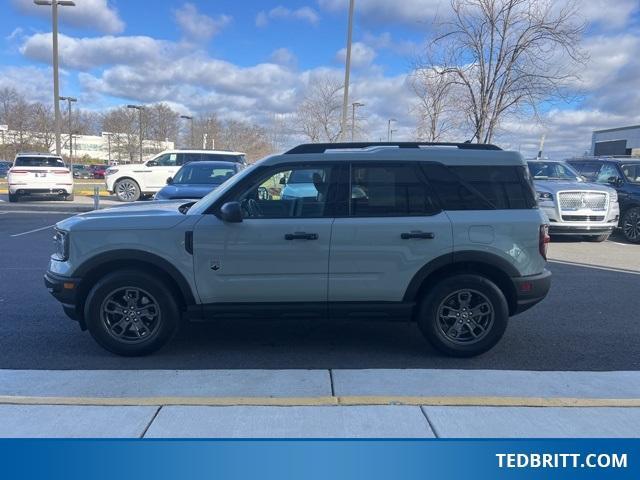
<box><xmin>335</xmin><ymin>42</ymin><xmax>377</xmax><ymax>68</ymax></box>
<box><xmin>256</xmin><ymin>6</ymin><xmax>320</xmax><ymax>27</ymax></box>
<box><xmin>318</xmin><ymin>0</ymin><xmax>445</xmax><ymax>26</ymax></box>
<box><xmin>269</xmin><ymin>48</ymin><xmax>297</xmax><ymax>66</ymax></box>
<box><xmin>174</xmin><ymin>3</ymin><xmax>231</xmax><ymax>41</ymax></box>
<box><xmin>11</xmin><ymin>0</ymin><xmax>124</xmax><ymax>34</ymax></box>
<box><xmin>0</xmin><ymin>65</ymin><xmax>54</xmax><ymax>104</ymax></box>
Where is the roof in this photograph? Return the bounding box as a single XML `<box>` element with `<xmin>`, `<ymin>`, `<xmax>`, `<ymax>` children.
<box><xmin>179</xmin><ymin>160</ymin><xmax>241</xmax><ymax>167</ymax></box>
<box><xmin>158</xmin><ymin>149</ymin><xmax>245</xmax><ymax>156</ymax></box>
<box><xmin>593</xmin><ymin>125</ymin><xmax>640</xmax><ymax>134</ymax></box>
<box><xmin>567</xmin><ymin>157</ymin><xmax>640</xmax><ymax>163</ymax></box>
<box><xmin>16</xmin><ymin>152</ymin><xmax>62</xmax><ymax>158</ymax></box>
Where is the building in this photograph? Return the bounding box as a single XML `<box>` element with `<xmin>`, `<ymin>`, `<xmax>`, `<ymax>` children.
<box><xmin>0</xmin><ymin>128</ymin><xmax>174</xmax><ymax>163</ymax></box>
<box><xmin>591</xmin><ymin>125</ymin><xmax>640</xmax><ymax>156</ymax></box>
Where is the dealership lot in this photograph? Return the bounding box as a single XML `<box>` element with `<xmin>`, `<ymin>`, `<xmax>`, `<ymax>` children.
<box><xmin>1</xmin><ymin>209</ymin><xmax>638</xmax><ymax>371</ymax></box>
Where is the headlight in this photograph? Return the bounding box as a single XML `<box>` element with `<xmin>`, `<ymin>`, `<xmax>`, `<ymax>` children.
<box><xmin>537</xmin><ymin>191</ymin><xmax>554</xmax><ymax>202</ymax></box>
<box><xmin>610</xmin><ymin>190</ymin><xmax>618</xmax><ymax>202</ymax></box>
<box><xmin>105</xmin><ymin>168</ymin><xmax>119</xmax><ymax>175</ymax></box>
<box><xmin>53</xmin><ymin>229</ymin><xmax>69</xmax><ymax>261</ymax></box>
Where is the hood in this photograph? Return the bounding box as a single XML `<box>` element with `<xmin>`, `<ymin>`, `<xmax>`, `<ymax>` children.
<box><xmin>57</xmin><ymin>200</ymin><xmax>191</xmax><ymax>232</ymax></box>
<box><xmin>156</xmin><ymin>183</ymin><xmax>219</xmax><ymax>199</ymax></box>
<box><xmin>533</xmin><ymin>179</ymin><xmax>614</xmax><ymax>195</ymax></box>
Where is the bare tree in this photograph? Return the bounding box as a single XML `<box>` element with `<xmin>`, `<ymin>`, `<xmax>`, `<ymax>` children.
<box><xmin>100</xmin><ymin>107</ymin><xmax>139</xmax><ymax>163</ymax></box>
<box><xmin>30</xmin><ymin>102</ymin><xmax>55</xmax><ymax>151</ymax></box>
<box><xmin>217</xmin><ymin>120</ymin><xmax>274</xmax><ymax>162</ymax></box>
<box><xmin>190</xmin><ymin>113</ymin><xmax>221</xmax><ymax>149</ymax></box>
<box><xmin>296</xmin><ymin>75</ymin><xmax>344</xmax><ymax>143</ymax></box>
<box><xmin>418</xmin><ymin>0</ymin><xmax>585</xmax><ymax>143</ymax></box>
<box><xmin>147</xmin><ymin>103</ymin><xmax>180</xmax><ymax>150</ymax></box>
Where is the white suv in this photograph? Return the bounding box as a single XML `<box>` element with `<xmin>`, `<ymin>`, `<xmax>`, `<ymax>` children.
<box><xmin>8</xmin><ymin>153</ymin><xmax>74</xmax><ymax>202</ymax></box>
<box><xmin>45</xmin><ymin>142</ymin><xmax>551</xmax><ymax>357</ymax></box>
<box><xmin>105</xmin><ymin>149</ymin><xmax>246</xmax><ymax>202</ymax></box>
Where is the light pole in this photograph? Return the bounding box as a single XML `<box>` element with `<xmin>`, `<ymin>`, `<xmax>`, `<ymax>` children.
<box><xmin>387</xmin><ymin>118</ymin><xmax>396</xmax><ymax>142</ymax></box>
<box><xmin>180</xmin><ymin>115</ymin><xmax>194</xmax><ymax>148</ymax></box>
<box><xmin>351</xmin><ymin>102</ymin><xmax>364</xmax><ymax>141</ymax></box>
<box><xmin>340</xmin><ymin>0</ymin><xmax>355</xmax><ymax>141</ymax></box>
<box><xmin>127</xmin><ymin>104</ymin><xmax>144</xmax><ymax>163</ymax></box>
<box><xmin>102</xmin><ymin>132</ymin><xmax>113</xmax><ymax>164</ymax></box>
<box><xmin>59</xmin><ymin>96</ymin><xmax>76</xmax><ymax>160</ymax></box>
<box><xmin>34</xmin><ymin>0</ymin><xmax>76</xmax><ymax>156</ymax></box>
<box><xmin>390</xmin><ymin>129</ymin><xmax>397</xmax><ymax>141</ymax></box>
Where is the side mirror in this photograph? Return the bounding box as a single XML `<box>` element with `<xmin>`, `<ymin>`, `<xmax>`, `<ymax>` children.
<box><xmin>279</xmin><ymin>176</ymin><xmax>287</xmax><ymax>185</ymax></box>
<box><xmin>608</xmin><ymin>176</ymin><xmax>622</xmax><ymax>187</ymax></box>
<box><xmin>218</xmin><ymin>201</ymin><xmax>243</xmax><ymax>223</ymax></box>
<box><xmin>166</xmin><ymin>177</ymin><xmax>173</xmax><ymax>185</ymax></box>
<box><xmin>147</xmin><ymin>160</ymin><xmax>158</xmax><ymax>167</ymax></box>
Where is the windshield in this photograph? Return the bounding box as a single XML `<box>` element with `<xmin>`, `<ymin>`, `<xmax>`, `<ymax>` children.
<box><xmin>173</xmin><ymin>163</ymin><xmax>237</xmax><ymax>185</ymax></box>
<box><xmin>15</xmin><ymin>156</ymin><xmax>66</xmax><ymax>168</ymax></box>
<box><xmin>527</xmin><ymin>162</ymin><xmax>581</xmax><ymax>181</ymax></box>
<box><xmin>621</xmin><ymin>164</ymin><xmax>640</xmax><ymax>184</ymax></box>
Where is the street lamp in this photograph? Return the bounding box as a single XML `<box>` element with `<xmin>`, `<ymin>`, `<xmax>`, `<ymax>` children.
<box><xmin>127</xmin><ymin>104</ymin><xmax>144</xmax><ymax>163</ymax></box>
<box><xmin>102</xmin><ymin>132</ymin><xmax>113</xmax><ymax>164</ymax></box>
<box><xmin>387</xmin><ymin>118</ymin><xmax>397</xmax><ymax>142</ymax></box>
<box><xmin>351</xmin><ymin>102</ymin><xmax>364</xmax><ymax>141</ymax></box>
<box><xmin>340</xmin><ymin>0</ymin><xmax>355</xmax><ymax>141</ymax></box>
<box><xmin>34</xmin><ymin>0</ymin><xmax>76</xmax><ymax>156</ymax></box>
<box><xmin>180</xmin><ymin>115</ymin><xmax>194</xmax><ymax>148</ymax></box>
<box><xmin>59</xmin><ymin>96</ymin><xmax>76</xmax><ymax>161</ymax></box>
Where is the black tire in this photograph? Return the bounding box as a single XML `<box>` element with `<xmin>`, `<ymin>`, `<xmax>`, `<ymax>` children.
<box><xmin>84</xmin><ymin>270</ymin><xmax>180</xmax><ymax>356</ymax></box>
<box><xmin>114</xmin><ymin>178</ymin><xmax>141</xmax><ymax>202</ymax></box>
<box><xmin>64</xmin><ymin>193</ymin><xmax>75</xmax><ymax>202</ymax></box>
<box><xmin>417</xmin><ymin>274</ymin><xmax>509</xmax><ymax>357</ymax></box>
<box><xmin>584</xmin><ymin>234</ymin><xmax>610</xmax><ymax>243</ymax></box>
<box><xmin>621</xmin><ymin>207</ymin><xmax>640</xmax><ymax>244</ymax></box>
<box><xmin>8</xmin><ymin>192</ymin><xmax>19</xmax><ymax>203</ymax></box>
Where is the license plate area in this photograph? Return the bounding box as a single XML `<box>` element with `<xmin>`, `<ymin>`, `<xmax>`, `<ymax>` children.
<box><xmin>35</xmin><ymin>172</ymin><xmax>47</xmax><ymax>178</ymax></box>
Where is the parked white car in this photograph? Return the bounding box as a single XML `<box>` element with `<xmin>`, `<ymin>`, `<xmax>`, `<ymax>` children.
<box><xmin>105</xmin><ymin>149</ymin><xmax>246</xmax><ymax>202</ymax></box>
<box><xmin>7</xmin><ymin>153</ymin><xmax>74</xmax><ymax>202</ymax></box>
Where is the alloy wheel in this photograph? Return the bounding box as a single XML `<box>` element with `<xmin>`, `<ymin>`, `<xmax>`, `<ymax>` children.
<box><xmin>100</xmin><ymin>287</ymin><xmax>161</xmax><ymax>344</ymax></box>
<box><xmin>623</xmin><ymin>209</ymin><xmax>640</xmax><ymax>242</ymax></box>
<box><xmin>116</xmin><ymin>180</ymin><xmax>138</xmax><ymax>201</ymax></box>
<box><xmin>436</xmin><ymin>289</ymin><xmax>495</xmax><ymax>345</ymax></box>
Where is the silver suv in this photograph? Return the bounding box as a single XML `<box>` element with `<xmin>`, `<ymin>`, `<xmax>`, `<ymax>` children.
<box><xmin>45</xmin><ymin>142</ymin><xmax>551</xmax><ymax>357</ymax></box>
<box><xmin>527</xmin><ymin>160</ymin><xmax>619</xmax><ymax>242</ymax></box>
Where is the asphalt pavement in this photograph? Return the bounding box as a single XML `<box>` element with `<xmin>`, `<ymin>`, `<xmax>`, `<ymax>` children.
<box><xmin>1</xmin><ymin>210</ymin><xmax>639</xmax><ymax>371</ymax></box>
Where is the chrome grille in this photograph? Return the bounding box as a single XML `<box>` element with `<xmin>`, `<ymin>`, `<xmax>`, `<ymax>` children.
<box><xmin>559</xmin><ymin>192</ymin><xmax>607</xmax><ymax>211</ymax></box>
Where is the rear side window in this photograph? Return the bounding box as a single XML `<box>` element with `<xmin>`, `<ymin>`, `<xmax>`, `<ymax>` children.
<box><xmin>202</xmin><ymin>153</ymin><xmax>245</xmax><ymax>164</ymax></box>
<box><xmin>422</xmin><ymin>163</ymin><xmax>536</xmax><ymax>210</ymax></box>
<box><xmin>14</xmin><ymin>157</ymin><xmax>65</xmax><ymax>167</ymax></box>
<box><xmin>350</xmin><ymin>164</ymin><xmax>439</xmax><ymax>217</ymax></box>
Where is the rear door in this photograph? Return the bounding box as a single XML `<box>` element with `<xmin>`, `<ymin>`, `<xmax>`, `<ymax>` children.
<box><xmin>328</xmin><ymin>162</ymin><xmax>453</xmax><ymax>303</ymax></box>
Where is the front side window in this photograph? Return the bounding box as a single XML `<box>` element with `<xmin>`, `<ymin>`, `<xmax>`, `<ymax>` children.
<box><xmin>235</xmin><ymin>164</ymin><xmax>341</xmax><ymax>218</ymax></box>
<box><xmin>621</xmin><ymin>164</ymin><xmax>640</xmax><ymax>184</ymax></box>
<box><xmin>153</xmin><ymin>153</ymin><xmax>177</xmax><ymax>167</ymax></box>
<box><xmin>350</xmin><ymin>164</ymin><xmax>438</xmax><ymax>217</ymax></box>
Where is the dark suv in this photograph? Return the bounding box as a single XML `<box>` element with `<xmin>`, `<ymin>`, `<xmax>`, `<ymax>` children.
<box><xmin>567</xmin><ymin>158</ymin><xmax>640</xmax><ymax>243</ymax></box>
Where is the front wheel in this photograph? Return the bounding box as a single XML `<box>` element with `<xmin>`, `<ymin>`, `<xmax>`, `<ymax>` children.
<box><xmin>621</xmin><ymin>207</ymin><xmax>640</xmax><ymax>244</ymax></box>
<box><xmin>417</xmin><ymin>274</ymin><xmax>509</xmax><ymax>357</ymax></box>
<box><xmin>8</xmin><ymin>192</ymin><xmax>19</xmax><ymax>203</ymax></box>
<box><xmin>114</xmin><ymin>178</ymin><xmax>141</xmax><ymax>202</ymax></box>
<box><xmin>84</xmin><ymin>271</ymin><xmax>180</xmax><ymax>356</ymax></box>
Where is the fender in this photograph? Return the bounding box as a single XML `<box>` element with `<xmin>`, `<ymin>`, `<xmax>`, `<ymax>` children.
<box><xmin>403</xmin><ymin>250</ymin><xmax>520</xmax><ymax>302</ymax></box>
<box><xmin>73</xmin><ymin>249</ymin><xmax>197</xmax><ymax>305</ymax></box>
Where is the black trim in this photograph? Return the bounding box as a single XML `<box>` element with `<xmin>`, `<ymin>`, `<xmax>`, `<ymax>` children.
<box><xmin>403</xmin><ymin>253</ymin><xmax>454</xmax><ymax>301</ymax></box>
<box><xmin>73</xmin><ymin>249</ymin><xmax>197</xmax><ymax>305</ymax></box>
<box><xmin>453</xmin><ymin>251</ymin><xmax>521</xmax><ymax>277</ymax></box>
<box><xmin>185</xmin><ymin>231</ymin><xmax>193</xmax><ymax>254</ymax></box>
<box><xmin>285</xmin><ymin>142</ymin><xmax>502</xmax><ymax>154</ymax></box>
<box><xmin>512</xmin><ymin>269</ymin><xmax>552</xmax><ymax>314</ymax></box>
<box><xmin>549</xmin><ymin>225</ymin><xmax>615</xmax><ymax>235</ymax></box>
<box><xmin>44</xmin><ymin>271</ymin><xmax>81</xmax><ymax>322</ymax></box>
<box><xmin>188</xmin><ymin>301</ymin><xmax>416</xmax><ymax>322</ymax></box>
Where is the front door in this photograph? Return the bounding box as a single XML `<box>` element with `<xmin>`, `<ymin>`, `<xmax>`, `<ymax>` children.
<box><xmin>193</xmin><ymin>163</ymin><xmax>343</xmax><ymax>304</ymax></box>
<box><xmin>329</xmin><ymin>162</ymin><xmax>453</xmax><ymax>302</ymax></box>
<box><xmin>144</xmin><ymin>152</ymin><xmax>181</xmax><ymax>189</ymax></box>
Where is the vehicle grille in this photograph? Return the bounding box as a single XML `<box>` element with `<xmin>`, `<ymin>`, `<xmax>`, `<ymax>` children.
<box><xmin>561</xmin><ymin>215</ymin><xmax>605</xmax><ymax>222</ymax></box>
<box><xmin>559</xmin><ymin>192</ymin><xmax>607</xmax><ymax>211</ymax></box>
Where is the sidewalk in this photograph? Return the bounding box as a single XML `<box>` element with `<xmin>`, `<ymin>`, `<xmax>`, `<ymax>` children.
<box><xmin>1</xmin><ymin>369</ymin><xmax>639</xmax><ymax>438</ymax></box>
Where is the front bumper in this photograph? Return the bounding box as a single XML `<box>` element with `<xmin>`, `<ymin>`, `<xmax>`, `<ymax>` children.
<box><xmin>540</xmin><ymin>204</ymin><xmax>619</xmax><ymax>236</ymax></box>
<box><xmin>512</xmin><ymin>269</ymin><xmax>552</xmax><ymax>315</ymax></box>
<box><xmin>44</xmin><ymin>271</ymin><xmax>83</xmax><ymax>325</ymax></box>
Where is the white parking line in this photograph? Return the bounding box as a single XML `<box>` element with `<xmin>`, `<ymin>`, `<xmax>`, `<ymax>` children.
<box><xmin>10</xmin><ymin>224</ymin><xmax>56</xmax><ymax>237</ymax></box>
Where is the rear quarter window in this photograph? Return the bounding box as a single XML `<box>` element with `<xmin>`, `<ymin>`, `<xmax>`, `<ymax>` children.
<box><xmin>421</xmin><ymin>163</ymin><xmax>537</xmax><ymax>210</ymax></box>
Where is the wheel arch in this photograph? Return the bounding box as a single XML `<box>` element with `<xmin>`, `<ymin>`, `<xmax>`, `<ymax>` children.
<box><xmin>403</xmin><ymin>251</ymin><xmax>519</xmax><ymax>316</ymax></box>
<box><xmin>73</xmin><ymin>250</ymin><xmax>196</xmax><ymax>324</ymax></box>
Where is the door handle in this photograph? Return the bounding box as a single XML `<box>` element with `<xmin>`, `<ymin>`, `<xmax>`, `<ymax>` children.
<box><xmin>401</xmin><ymin>231</ymin><xmax>435</xmax><ymax>240</ymax></box>
<box><xmin>285</xmin><ymin>232</ymin><xmax>319</xmax><ymax>240</ymax></box>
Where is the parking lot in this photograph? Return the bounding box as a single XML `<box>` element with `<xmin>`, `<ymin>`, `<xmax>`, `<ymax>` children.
<box><xmin>1</xmin><ymin>208</ymin><xmax>639</xmax><ymax>371</ymax></box>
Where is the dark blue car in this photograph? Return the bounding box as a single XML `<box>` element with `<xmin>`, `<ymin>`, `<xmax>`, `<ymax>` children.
<box><xmin>154</xmin><ymin>161</ymin><xmax>242</xmax><ymax>200</ymax></box>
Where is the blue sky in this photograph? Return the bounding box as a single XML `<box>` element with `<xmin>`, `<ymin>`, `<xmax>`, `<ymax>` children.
<box><xmin>2</xmin><ymin>0</ymin><xmax>640</xmax><ymax>157</ymax></box>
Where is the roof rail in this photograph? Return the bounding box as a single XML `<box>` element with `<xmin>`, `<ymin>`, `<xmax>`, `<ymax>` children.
<box><xmin>285</xmin><ymin>142</ymin><xmax>502</xmax><ymax>154</ymax></box>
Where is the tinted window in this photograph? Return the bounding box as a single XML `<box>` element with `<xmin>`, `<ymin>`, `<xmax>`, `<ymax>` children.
<box><xmin>173</xmin><ymin>163</ymin><xmax>237</xmax><ymax>184</ymax></box>
<box><xmin>15</xmin><ymin>156</ymin><xmax>65</xmax><ymax>167</ymax></box>
<box><xmin>350</xmin><ymin>164</ymin><xmax>438</xmax><ymax>217</ymax></box>
<box><xmin>202</xmin><ymin>153</ymin><xmax>245</xmax><ymax>164</ymax></box>
<box><xmin>422</xmin><ymin>164</ymin><xmax>536</xmax><ymax>210</ymax></box>
<box><xmin>182</xmin><ymin>153</ymin><xmax>203</xmax><ymax>164</ymax></box>
<box><xmin>528</xmin><ymin>162</ymin><xmax>581</xmax><ymax>181</ymax></box>
<box><xmin>236</xmin><ymin>165</ymin><xmax>342</xmax><ymax>218</ymax></box>
<box><xmin>621</xmin><ymin>164</ymin><xmax>640</xmax><ymax>184</ymax></box>
<box><xmin>153</xmin><ymin>153</ymin><xmax>178</xmax><ymax>167</ymax></box>
<box><xmin>569</xmin><ymin>162</ymin><xmax>602</xmax><ymax>180</ymax></box>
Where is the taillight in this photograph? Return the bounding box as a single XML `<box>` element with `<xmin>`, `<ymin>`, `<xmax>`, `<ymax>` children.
<box><xmin>8</xmin><ymin>169</ymin><xmax>28</xmax><ymax>174</ymax></box>
<box><xmin>539</xmin><ymin>224</ymin><xmax>550</xmax><ymax>260</ymax></box>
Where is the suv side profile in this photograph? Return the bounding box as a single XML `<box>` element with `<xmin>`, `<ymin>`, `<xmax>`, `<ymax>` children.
<box><xmin>45</xmin><ymin>142</ymin><xmax>551</xmax><ymax>358</ymax></box>
<box><xmin>105</xmin><ymin>149</ymin><xmax>246</xmax><ymax>202</ymax></box>
<box><xmin>567</xmin><ymin>158</ymin><xmax>640</xmax><ymax>243</ymax></box>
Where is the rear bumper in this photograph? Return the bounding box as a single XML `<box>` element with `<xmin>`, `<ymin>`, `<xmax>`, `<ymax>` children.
<box><xmin>512</xmin><ymin>269</ymin><xmax>552</xmax><ymax>315</ymax></box>
<box><xmin>10</xmin><ymin>186</ymin><xmax>73</xmax><ymax>195</ymax></box>
<box><xmin>44</xmin><ymin>271</ymin><xmax>83</xmax><ymax>324</ymax></box>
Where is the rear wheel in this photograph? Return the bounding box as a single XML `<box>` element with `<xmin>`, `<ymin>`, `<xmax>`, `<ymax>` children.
<box><xmin>8</xmin><ymin>192</ymin><xmax>19</xmax><ymax>203</ymax></box>
<box><xmin>417</xmin><ymin>274</ymin><xmax>509</xmax><ymax>357</ymax></box>
<box><xmin>584</xmin><ymin>234</ymin><xmax>610</xmax><ymax>242</ymax></box>
<box><xmin>84</xmin><ymin>271</ymin><xmax>180</xmax><ymax>356</ymax></box>
<box><xmin>114</xmin><ymin>178</ymin><xmax>141</xmax><ymax>202</ymax></box>
<box><xmin>621</xmin><ymin>207</ymin><xmax>640</xmax><ymax>244</ymax></box>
